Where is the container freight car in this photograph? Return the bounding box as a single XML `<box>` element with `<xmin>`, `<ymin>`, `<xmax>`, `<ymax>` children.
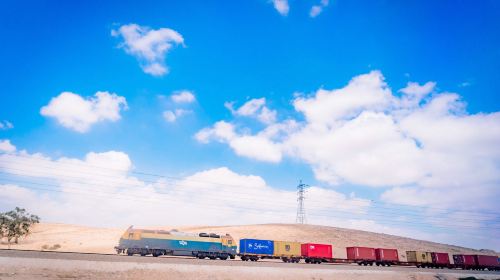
<box><xmin>453</xmin><ymin>254</ymin><xmax>476</xmax><ymax>269</ymax></box>
<box><xmin>346</xmin><ymin>247</ymin><xmax>376</xmax><ymax>266</ymax></box>
<box><xmin>301</xmin><ymin>243</ymin><xmax>333</xmax><ymax>264</ymax></box>
<box><xmin>473</xmin><ymin>255</ymin><xmax>500</xmax><ymax>270</ymax></box>
<box><xmin>406</xmin><ymin>251</ymin><xmax>432</xmax><ymax>268</ymax></box>
<box><xmin>239</xmin><ymin>239</ymin><xmax>274</xmax><ymax>261</ymax></box>
<box><xmin>115</xmin><ymin>226</ymin><xmax>237</xmax><ymax>259</ymax></box>
<box><xmin>430</xmin><ymin>252</ymin><xmax>451</xmax><ymax>268</ymax></box>
<box><xmin>375</xmin><ymin>248</ymin><xmax>399</xmax><ymax>266</ymax></box>
<box><xmin>273</xmin><ymin>241</ymin><xmax>302</xmax><ymax>263</ymax></box>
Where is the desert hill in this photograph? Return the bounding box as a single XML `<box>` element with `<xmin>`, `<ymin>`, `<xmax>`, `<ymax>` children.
<box><xmin>1</xmin><ymin>223</ymin><xmax>498</xmax><ymax>261</ymax></box>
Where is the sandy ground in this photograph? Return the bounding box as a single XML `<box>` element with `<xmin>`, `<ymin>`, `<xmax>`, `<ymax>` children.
<box><xmin>1</xmin><ymin>223</ymin><xmax>497</xmax><ymax>260</ymax></box>
<box><xmin>1</xmin><ymin>255</ymin><xmax>499</xmax><ymax>280</ymax></box>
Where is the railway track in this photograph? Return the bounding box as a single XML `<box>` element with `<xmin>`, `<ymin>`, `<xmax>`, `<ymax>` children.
<box><xmin>1</xmin><ymin>249</ymin><xmax>499</xmax><ymax>276</ymax></box>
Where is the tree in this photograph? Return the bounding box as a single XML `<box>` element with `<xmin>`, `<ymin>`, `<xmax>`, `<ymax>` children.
<box><xmin>0</xmin><ymin>207</ymin><xmax>40</xmax><ymax>245</ymax></box>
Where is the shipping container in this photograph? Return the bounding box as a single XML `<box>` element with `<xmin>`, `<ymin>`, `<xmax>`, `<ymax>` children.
<box><xmin>431</xmin><ymin>252</ymin><xmax>450</xmax><ymax>267</ymax></box>
<box><xmin>474</xmin><ymin>255</ymin><xmax>500</xmax><ymax>269</ymax></box>
<box><xmin>406</xmin><ymin>251</ymin><xmax>432</xmax><ymax>264</ymax></box>
<box><xmin>346</xmin><ymin>247</ymin><xmax>376</xmax><ymax>261</ymax></box>
<box><xmin>301</xmin><ymin>243</ymin><xmax>333</xmax><ymax>259</ymax></box>
<box><xmin>375</xmin><ymin>248</ymin><xmax>399</xmax><ymax>262</ymax></box>
<box><xmin>239</xmin><ymin>239</ymin><xmax>274</xmax><ymax>256</ymax></box>
<box><xmin>273</xmin><ymin>241</ymin><xmax>301</xmax><ymax>257</ymax></box>
<box><xmin>453</xmin><ymin>254</ymin><xmax>476</xmax><ymax>268</ymax></box>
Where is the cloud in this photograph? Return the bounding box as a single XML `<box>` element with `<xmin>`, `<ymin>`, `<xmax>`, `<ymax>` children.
<box><xmin>194</xmin><ymin>120</ymin><xmax>299</xmax><ymax>163</ymax></box>
<box><xmin>293</xmin><ymin>71</ymin><xmax>393</xmax><ymax>125</ymax></box>
<box><xmin>195</xmin><ymin>121</ymin><xmax>282</xmax><ymax>162</ymax></box>
<box><xmin>0</xmin><ymin>121</ymin><xmax>13</xmax><ymax>130</ymax></box>
<box><xmin>225</xmin><ymin>98</ymin><xmax>277</xmax><ymax>124</ymax></box>
<box><xmin>40</xmin><ymin>91</ymin><xmax>128</xmax><ymax>133</ymax></box>
<box><xmin>309</xmin><ymin>0</ymin><xmax>329</xmax><ymax>18</ymax></box>
<box><xmin>195</xmin><ymin>70</ymin><xmax>500</xmax><ymax>214</ymax></box>
<box><xmin>163</xmin><ymin>109</ymin><xmax>191</xmax><ymax>123</ymax></box>
<box><xmin>1</xmin><ymin>142</ymin><xmax>497</xmax><ymax>249</ymax></box>
<box><xmin>171</xmin><ymin>90</ymin><xmax>196</xmax><ymax>103</ymax></box>
<box><xmin>112</xmin><ymin>23</ymin><xmax>184</xmax><ymax>76</ymax></box>
<box><xmin>0</xmin><ymin>140</ymin><xmax>16</xmax><ymax>153</ymax></box>
<box><xmin>0</xmin><ymin>146</ymin><xmax>369</xmax><ymax>228</ymax></box>
<box><xmin>271</xmin><ymin>0</ymin><xmax>289</xmax><ymax>16</ymax></box>
<box><xmin>459</xmin><ymin>81</ymin><xmax>472</xmax><ymax>88</ymax></box>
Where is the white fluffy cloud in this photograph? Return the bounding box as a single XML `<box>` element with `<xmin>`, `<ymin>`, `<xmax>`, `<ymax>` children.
<box><xmin>40</xmin><ymin>91</ymin><xmax>128</xmax><ymax>133</ymax></box>
<box><xmin>196</xmin><ymin>71</ymin><xmax>500</xmax><ymax>214</ymax></box>
<box><xmin>0</xmin><ymin>121</ymin><xmax>13</xmax><ymax>130</ymax></box>
<box><xmin>271</xmin><ymin>0</ymin><xmax>289</xmax><ymax>16</ymax></box>
<box><xmin>171</xmin><ymin>90</ymin><xmax>196</xmax><ymax>103</ymax></box>
<box><xmin>0</xmin><ymin>145</ymin><xmax>369</xmax><ymax>228</ymax></box>
<box><xmin>163</xmin><ymin>109</ymin><xmax>191</xmax><ymax>123</ymax></box>
<box><xmin>0</xmin><ymin>140</ymin><xmax>16</xmax><ymax>153</ymax></box>
<box><xmin>225</xmin><ymin>98</ymin><xmax>277</xmax><ymax>124</ymax></box>
<box><xmin>112</xmin><ymin>23</ymin><xmax>184</xmax><ymax>76</ymax></box>
<box><xmin>195</xmin><ymin>121</ymin><xmax>283</xmax><ymax>162</ymax></box>
<box><xmin>1</xmin><ymin>142</ymin><xmax>497</xmax><ymax>249</ymax></box>
<box><xmin>310</xmin><ymin>0</ymin><xmax>329</xmax><ymax>18</ymax></box>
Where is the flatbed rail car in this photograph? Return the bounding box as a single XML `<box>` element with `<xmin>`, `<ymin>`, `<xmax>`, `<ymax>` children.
<box><xmin>238</xmin><ymin>239</ymin><xmax>302</xmax><ymax>262</ymax></box>
<box><xmin>301</xmin><ymin>243</ymin><xmax>333</xmax><ymax>264</ymax></box>
<box><xmin>115</xmin><ymin>226</ymin><xmax>237</xmax><ymax>260</ymax></box>
<box><xmin>347</xmin><ymin>246</ymin><xmax>377</xmax><ymax>266</ymax></box>
<box><xmin>375</xmin><ymin>248</ymin><xmax>399</xmax><ymax>266</ymax></box>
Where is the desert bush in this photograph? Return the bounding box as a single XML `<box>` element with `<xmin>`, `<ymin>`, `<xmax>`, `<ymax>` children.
<box><xmin>0</xmin><ymin>207</ymin><xmax>40</xmax><ymax>245</ymax></box>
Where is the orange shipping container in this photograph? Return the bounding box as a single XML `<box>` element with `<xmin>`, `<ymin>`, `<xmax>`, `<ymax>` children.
<box><xmin>273</xmin><ymin>241</ymin><xmax>301</xmax><ymax>257</ymax></box>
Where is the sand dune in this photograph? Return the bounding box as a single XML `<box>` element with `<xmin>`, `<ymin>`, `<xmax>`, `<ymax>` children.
<box><xmin>1</xmin><ymin>223</ymin><xmax>498</xmax><ymax>261</ymax></box>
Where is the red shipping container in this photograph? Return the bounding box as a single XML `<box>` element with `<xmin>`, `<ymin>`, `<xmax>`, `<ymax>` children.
<box><xmin>474</xmin><ymin>255</ymin><xmax>500</xmax><ymax>267</ymax></box>
<box><xmin>453</xmin><ymin>254</ymin><xmax>476</xmax><ymax>266</ymax></box>
<box><xmin>301</xmin><ymin>243</ymin><xmax>333</xmax><ymax>259</ymax></box>
<box><xmin>346</xmin><ymin>247</ymin><xmax>376</xmax><ymax>261</ymax></box>
<box><xmin>431</xmin><ymin>252</ymin><xmax>450</xmax><ymax>265</ymax></box>
<box><xmin>463</xmin><ymin>255</ymin><xmax>476</xmax><ymax>266</ymax></box>
<box><xmin>375</xmin><ymin>248</ymin><xmax>399</xmax><ymax>262</ymax></box>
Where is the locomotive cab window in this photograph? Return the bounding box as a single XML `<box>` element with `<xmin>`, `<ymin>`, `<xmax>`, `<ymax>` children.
<box><xmin>228</xmin><ymin>240</ymin><xmax>232</xmax><ymax>244</ymax></box>
<box><xmin>128</xmin><ymin>233</ymin><xmax>134</xmax><ymax>239</ymax></box>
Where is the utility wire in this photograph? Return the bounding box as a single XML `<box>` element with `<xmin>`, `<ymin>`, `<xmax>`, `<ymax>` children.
<box><xmin>0</xmin><ymin>168</ymin><xmax>496</xmax><ymax>224</ymax></box>
<box><xmin>1</xmin><ymin>177</ymin><xmax>499</xmax><ymax>231</ymax></box>
<box><xmin>1</xmin><ymin>155</ymin><xmax>498</xmax><ymax>217</ymax></box>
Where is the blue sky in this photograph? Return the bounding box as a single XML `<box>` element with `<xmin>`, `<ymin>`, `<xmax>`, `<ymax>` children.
<box><xmin>1</xmin><ymin>0</ymin><xmax>500</xmax><ymax>250</ymax></box>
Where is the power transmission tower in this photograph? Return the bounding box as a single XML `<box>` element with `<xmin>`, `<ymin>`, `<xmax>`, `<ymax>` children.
<box><xmin>296</xmin><ymin>180</ymin><xmax>308</xmax><ymax>224</ymax></box>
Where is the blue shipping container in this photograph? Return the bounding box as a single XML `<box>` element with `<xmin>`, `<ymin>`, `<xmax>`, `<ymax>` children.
<box><xmin>239</xmin><ymin>239</ymin><xmax>274</xmax><ymax>255</ymax></box>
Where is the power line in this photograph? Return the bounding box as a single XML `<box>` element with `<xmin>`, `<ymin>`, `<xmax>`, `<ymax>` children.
<box><xmin>0</xmin><ymin>169</ymin><xmax>496</xmax><ymax>225</ymax></box>
<box><xmin>1</xmin><ymin>154</ymin><xmax>499</xmax><ymax>217</ymax></box>
<box><xmin>1</xmin><ymin>177</ymin><xmax>499</xmax><ymax>231</ymax></box>
<box><xmin>0</xmin><ymin>162</ymin><xmax>498</xmax><ymax>227</ymax></box>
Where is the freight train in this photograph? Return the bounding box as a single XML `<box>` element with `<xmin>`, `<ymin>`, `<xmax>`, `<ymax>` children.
<box><xmin>115</xmin><ymin>227</ymin><xmax>500</xmax><ymax>271</ymax></box>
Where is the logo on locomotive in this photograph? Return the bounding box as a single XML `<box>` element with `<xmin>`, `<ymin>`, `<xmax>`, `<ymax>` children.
<box><xmin>179</xmin><ymin>240</ymin><xmax>188</xmax><ymax>246</ymax></box>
